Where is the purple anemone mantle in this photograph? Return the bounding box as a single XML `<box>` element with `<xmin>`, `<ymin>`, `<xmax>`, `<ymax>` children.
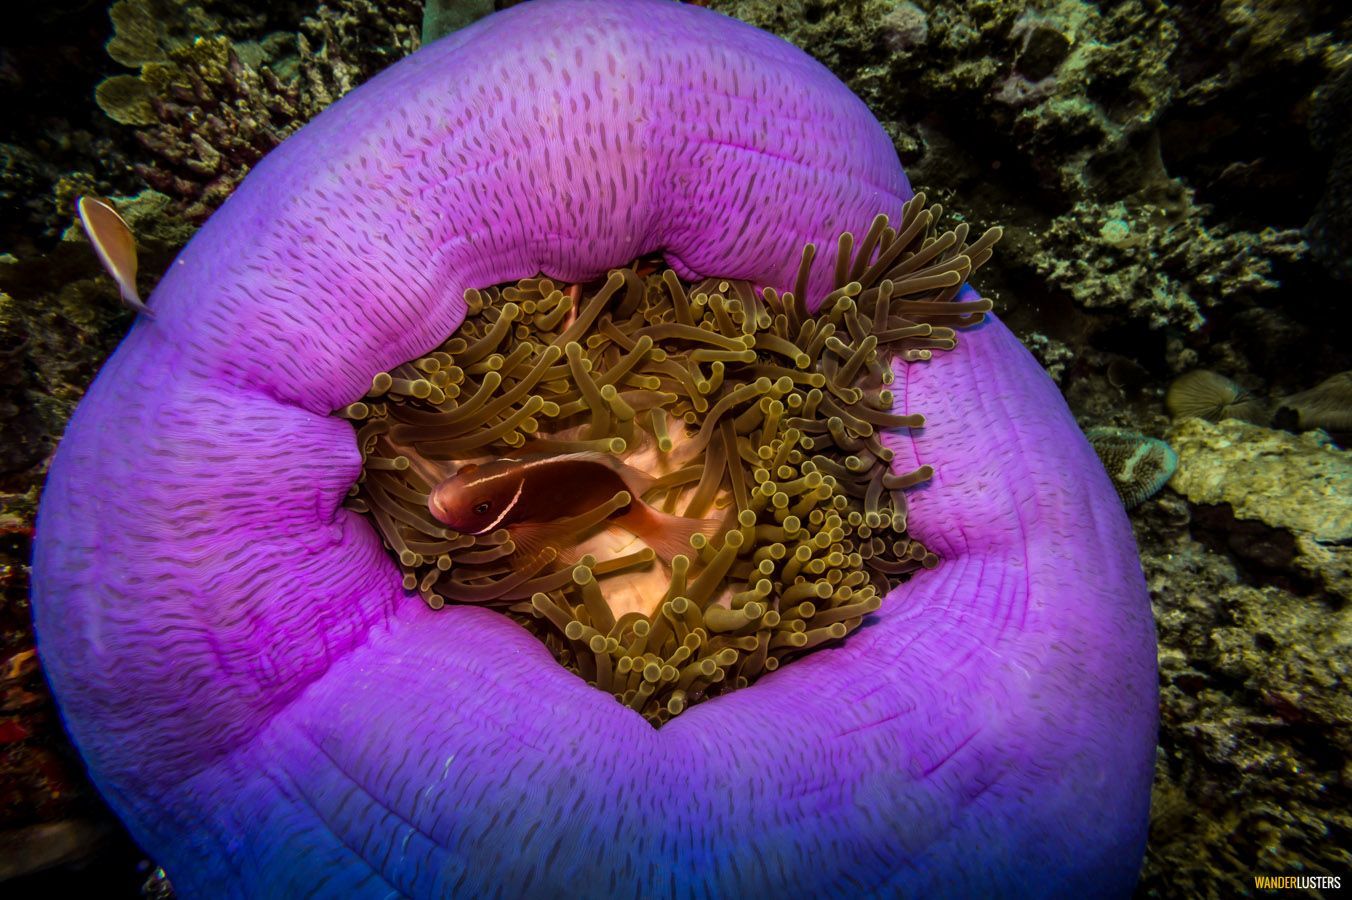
<box><xmin>33</xmin><ymin>0</ymin><xmax>1157</xmax><ymax>895</ymax></box>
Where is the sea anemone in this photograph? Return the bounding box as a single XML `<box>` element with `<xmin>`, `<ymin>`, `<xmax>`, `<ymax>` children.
<box><xmin>32</xmin><ymin>1</ymin><xmax>1157</xmax><ymax>895</ymax></box>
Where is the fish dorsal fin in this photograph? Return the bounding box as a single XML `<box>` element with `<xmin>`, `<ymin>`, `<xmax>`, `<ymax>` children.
<box><xmin>545</xmin><ymin>450</ymin><xmax>611</xmax><ymax>466</ymax></box>
<box><xmin>455</xmin><ymin>463</ymin><xmax>480</xmax><ymax>479</ymax></box>
<box><xmin>506</xmin><ymin>449</ymin><xmax>609</xmax><ymax>464</ymax></box>
<box><xmin>76</xmin><ymin>196</ymin><xmax>152</xmax><ymax>318</ymax></box>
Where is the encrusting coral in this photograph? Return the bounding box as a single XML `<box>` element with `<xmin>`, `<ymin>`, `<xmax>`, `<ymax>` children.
<box><xmin>348</xmin><ymin>195</ymin><xmax>999</xmax><ymax>724</ymax></box>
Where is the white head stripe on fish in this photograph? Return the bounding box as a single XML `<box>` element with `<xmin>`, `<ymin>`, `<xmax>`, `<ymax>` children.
<box><xmin>476</xmin><ymin>477</ymin><xmax>525</xmax><ymax>534</ymax></box>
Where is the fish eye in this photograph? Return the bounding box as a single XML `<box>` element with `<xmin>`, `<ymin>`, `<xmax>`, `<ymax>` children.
<box><xmin>473</xmin><ymin>501</ymin><xmax>491</xmax><ymax>515</ymax></box>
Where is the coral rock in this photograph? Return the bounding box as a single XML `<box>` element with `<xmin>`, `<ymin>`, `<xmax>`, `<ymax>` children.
<box><xmin>1167</xmin><ymin>417</ymin><xmax>1352</xmax><ymax>601</ymax></box>
<box><xmin>131</xmin><ymin>37</ymin><xmax>302</xmax><ymax>222</ymax></box>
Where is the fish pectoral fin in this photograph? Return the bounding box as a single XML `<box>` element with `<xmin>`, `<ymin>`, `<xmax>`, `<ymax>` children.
<box><xmin>507</xmin><ymin>521</ymin><xmax>584</xmax><ymax>568</ymax></box>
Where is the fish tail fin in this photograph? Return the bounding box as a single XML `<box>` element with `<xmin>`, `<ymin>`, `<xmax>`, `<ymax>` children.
<box><xmin>620</xmin><ymin>503</ymin><xmax>723</xmax><ymax>564</ymax></box>
<box><xmin>120</xmin><ymin>284</ymin><xmax>153</xmax><ymax>317</ymax></box>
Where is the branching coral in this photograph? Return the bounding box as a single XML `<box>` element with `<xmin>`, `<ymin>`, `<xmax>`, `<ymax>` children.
<box><xmin>128</xmin><ymin>38</ymin><xmax>302</xmax><ymax>222</ymax></box>
<box><xmin>94</xmin><ymin>0</ymin><xmax>422</xmax><ymax>222</ymax></box>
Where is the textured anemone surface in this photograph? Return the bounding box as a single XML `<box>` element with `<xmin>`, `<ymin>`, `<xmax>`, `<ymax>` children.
<box><xmin>31</xmin><ymin>0</ymin><xmax>1157</xmax><ymax>895</ymax></box>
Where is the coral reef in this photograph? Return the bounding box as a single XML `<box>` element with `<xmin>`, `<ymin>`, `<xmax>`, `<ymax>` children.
<box><xmin>1138</xmin><ymin>494</ymin><xmax>1351</xmax><ymax>894</ymax></box>
<box><xmin>0</xmin><ymin>0</ymin><xmax>1348</xmax><ymax>894</ymax></box>
<box><xmin>1144</xmin><ymin>416</ymin><xmax>1351</xmax><ymax>886</ymax></box>
<box><xmin>1034</xmin><ymin>199</ymin><xmax>1300</xmax><ymax>332</ymax></box>
<box><xmin>295</xmin><ymin>0</ymin><xmax>422</xmax><ymax>113</ymax></box>
<box><xmin>109</xmin><ymin>36</ymin><xmax>304</xmax><ymax>222</ymax></box>
<box><xmin>0</xmin><ymin>191</ymin><xmax>193</xmax><ymax>445</ymax></box>
<box><xmin>0</xmin><ymin>8</ymin><xmax>138</xmax><ymax>252</ymax></box>
<box><xmin>713</xmin><ymin>0</ymin><xmax>1347</xmax><ymax>386</ymax></box>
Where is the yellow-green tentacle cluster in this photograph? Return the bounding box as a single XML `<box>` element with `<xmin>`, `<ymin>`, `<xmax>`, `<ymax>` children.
<box><xmin>337</xmin><ymin>193</ymin><xmax>999</xmax><ymax>724</ymax></box>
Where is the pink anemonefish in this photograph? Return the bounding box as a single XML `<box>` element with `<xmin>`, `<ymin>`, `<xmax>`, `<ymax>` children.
<box><xmin>427</xmin><ymin>452</ymin><xmax>720</xmax><ymax>563</ymax></box>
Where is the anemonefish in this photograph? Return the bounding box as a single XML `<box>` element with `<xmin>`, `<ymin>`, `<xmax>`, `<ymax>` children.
<box><xmin>76</xmin><ymin>195</ymin><xmax>151</xmax><ymax>317</ymax></box>
<box><xmin>428</xmin><ymin>452</ymin><xmax>720</xmax><ymax>563</ymax></box>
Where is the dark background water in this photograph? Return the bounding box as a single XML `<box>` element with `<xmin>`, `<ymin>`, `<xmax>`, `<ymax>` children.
<box><xmin>1</xmin><ymin>0</ymin><xmax>1349</xmax><ymax>896</ymax></box>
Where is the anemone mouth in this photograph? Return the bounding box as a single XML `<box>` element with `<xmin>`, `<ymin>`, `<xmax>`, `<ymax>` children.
<box><xmin>338</xmin><ymin>194</ymin><xmax>1000</xmax><ymax>725</ymax></box>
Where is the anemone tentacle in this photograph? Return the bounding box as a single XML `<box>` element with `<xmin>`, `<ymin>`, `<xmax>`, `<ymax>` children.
<box><xmin>33</xmin><ymin>0</ymin><xmax>1156</xmax><ymax>895</ymax></box>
